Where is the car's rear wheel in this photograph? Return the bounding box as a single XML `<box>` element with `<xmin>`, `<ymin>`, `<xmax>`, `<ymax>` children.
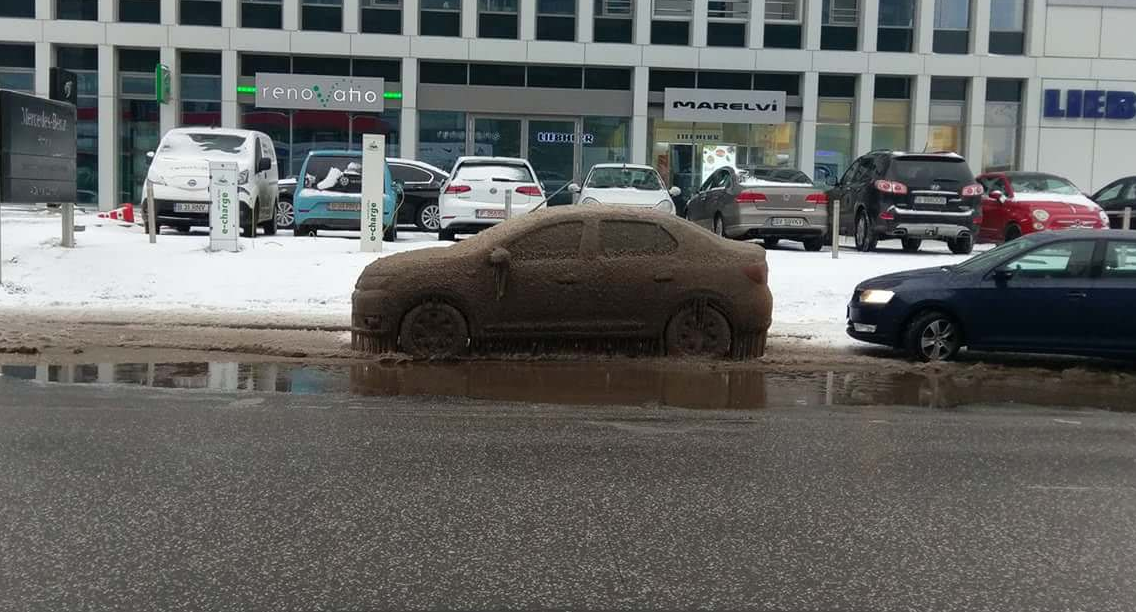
<box><xmin>175</xmin><ymin>224</ymin><xmax>191</xmax><ymax>234</ymax></box>
<box><xmin>901</xmin><ymin>238</ymin><xmax>922</xmax><ymax>253</ymax></box>
<box><xmin>854</xmin><ymin>211</ymin><xmax>877</xmax><ymax>252</ymax></box>
<box><xmin>439</xmin><ymin>228</ymin><xmax>456</xmax><ymax>241</ymax></box>
<box><xmin>904</xmin><ymin>311</ymin><xmax>962</xmax><ymax>362</ymax></box>
<box><xmin>262</xmin><ymin>200</ymin><xmax>278</xmax><ymax>236</ymax></box>
<box><xmin>803</xmin><ymin>237</ymin><xmax>824</xmax><ymax>252</ymax></box>
<box><xmin>712</xmin><ymin>214</ymin><xmax>725</xmax><ymax>238</ymax></box>
<box><xmin>399</xmin><ymin>302</ymin><xmax>469</xmax><ymax>359</ymax></box>
<box><xmin>665</xmin><ymin>304</ymin><xmax>732</xmax><ymax>358</ymax></box>
<box><xmin>295</xmin><ymin>224</ymin><xmax>315</xmax><ymax>237</ymax></box>
<box><xmin>276</xmin><ymin>197</ymin><xmax>295</xmax><ymax>229</ymax></box>
<box><xmin>948</xmin><ymin>235</ymin><xmax>975</xmax><ymax>255</ymax></box>
<box><xmin>416</xmin><ymin>202</ymin><xmax>441</xmax><ymax>232</ymax></box>
<box><xmin>762</xmin><ymin>237</ymin><xmax>780</xmax><ymax>249</ymax></box>
<box><xmin>383</xmin><ymin>222</ymin><xmax>398</xmax><ymax>242</ymax></box>
<box><xmin>1004</xmin><ymin>224</ymin><xmax>1022</xmax><ymax>242</ymax></box>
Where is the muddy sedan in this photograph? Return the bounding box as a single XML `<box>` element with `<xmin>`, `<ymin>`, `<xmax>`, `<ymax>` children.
<box><xmin>352</xmin><ymin>207</ymin><xmax>772</xmax><ymax>360</ymax></box>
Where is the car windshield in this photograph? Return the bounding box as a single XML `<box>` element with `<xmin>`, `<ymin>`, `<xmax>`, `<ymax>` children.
<box><xmin>585</xmin><ymin>167</ymin><xmax>663</xmax><ymax>190</ymax></box>
<box><xmin>951</xmin><ymin>238</ymin><xmax>1038</xmax><ymax>273</ymax></box>
<box><xmin>303</xmin><ymin>156</ymin><xmax>363</xmax><ymax>192</ymax></box>
<box><xmin>738</xmin><ymin>168</ymin><xmax>812</xmax><ymax>185</ymax></box>
<box><xmin>1010</xmin><ymin>174</ymin><xmax>1080</xmax><ymax>195</ymax></box>
<box><xmin>159</xmin><ymin>132</ymin><xmax>248</xmax><ymax>156</ymax></box>
<box><xmin>889</xmin><ymin>157</ymin><xmax>974</xmax><ymax>190</ymax></box>
<box><xmin>455</xmin><ymin>163</ymin><xmax>534</xmax><ymax>183</ymax></box>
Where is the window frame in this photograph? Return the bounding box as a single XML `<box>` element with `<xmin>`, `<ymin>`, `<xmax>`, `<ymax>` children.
<box><xmin>507</xmin><ymin>221</ymin><xmax>586</xmax><ymax>261</ymax></box>
<box><xmin>598</xmin><ymin>220</ymin><xmax>680</xmax><ymax>258</ymax></box>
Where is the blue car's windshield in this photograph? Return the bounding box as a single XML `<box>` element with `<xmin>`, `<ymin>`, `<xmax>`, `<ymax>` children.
<box><xmin>952</xmin><ymin>239</ymin><xmax>1036</xmax><ymax>273</ymax></box>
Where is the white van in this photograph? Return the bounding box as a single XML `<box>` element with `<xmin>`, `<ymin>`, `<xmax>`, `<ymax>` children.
<box><xmin>145</xmin><ymin>127</ymin><xmax>279</xmax><ymax>236</ymax></box>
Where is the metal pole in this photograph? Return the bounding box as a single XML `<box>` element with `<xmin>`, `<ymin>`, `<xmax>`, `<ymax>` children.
<box><xmin>831</xmin><ymin>199</ymin><xmax>840</xmax><ymax>259</ymax></box>
<box><xmin>146</xmin><ymin>180</ymin><xmax>157</xmax><ymax>244</ymax></box>
<box><xmin>504</xmin><ymin>188</ymin><xmax>513</xmax><ymax>220</ymax></box>
<box><xmin>61</xmin><ymin>203</ymin><xmax>75</xmax><ymax>248</ymax></box>
<box><xmin>1124</xmin><ymin>207</ymin><xmax>1132</xmax><ymax>231</ymax></box>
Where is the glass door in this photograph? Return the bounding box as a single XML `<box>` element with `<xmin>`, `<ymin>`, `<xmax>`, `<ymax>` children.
<box><xmin>528</xmin><ymin>119</ymin><xmax>579</xmax><ymax>205</ymax></box>
<box><xmin>470</xmin><ymin>116</ymin><xmax>522</xmax><ymax>158</ymax></box>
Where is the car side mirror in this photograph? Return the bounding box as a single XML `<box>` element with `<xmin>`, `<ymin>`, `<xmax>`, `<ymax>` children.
<box><xmin>490</xmin><ymin>247</ymin><xmax>511</xmax><ymax>266</ymax></box>
<box><xmin>257</xmin><ymin>157</ymin><xmax>272</xmax><ymax>173</ymax></box>
<box><xmin>567</xmin><ymin>183</ymin><xmax>581</xmax><ymax>194</ymax></box>
<box><xmin>993</xmin><ymin>268</ymin><xmax>1014</xmax><ymax>283</ymax></box>
<box><xmin>145</xmin><ymin>151</ymin><xmax>154</xmax><ymax>160</ymax></box>
<box><xmin>990</xmin><ymin>190</ymin><xmax>1007</xmax><ymax>204</ymax></box>
<box><xmin>669</xmin><ymin>186</ymin><xmax>682</xmax><ymax>197</ymax></box>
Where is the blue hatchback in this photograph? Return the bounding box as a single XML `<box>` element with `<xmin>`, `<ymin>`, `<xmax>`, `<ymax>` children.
<box><xmin>292</xmin><ymin>150</ymin><xmax>400</xmax><ymax>240</ymax></box>
<box><xmin>848</xmin><ymin>230</ymin><xmax>1136</xmax><ymax>361</ymax></box>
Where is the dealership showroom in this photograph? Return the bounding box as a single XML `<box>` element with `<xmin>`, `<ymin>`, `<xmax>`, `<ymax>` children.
<box><xmin>0</xmin><ymin>0</ymin><xmax>1133</xmax><ymax>209</ymax></box>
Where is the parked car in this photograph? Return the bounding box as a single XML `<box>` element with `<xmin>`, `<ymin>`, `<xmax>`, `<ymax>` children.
<box><xmin>685</xmin><ymin>166</ymin><xmax>829</xmax><ymax>251</ymax></box>
<box><xmin>437</xmin><ymin>157</ymin><xmax>545</xmax><ymax>241</ymax></box>
<box><xmin>566</xmin><ymin>164</ymin><xmax>680</xmax><ymax>215</ymax></box>
<box><xmin>352</xmin><ymin>206</ymin><xmax>772</xmax><ymax>360</ymax></box>
<box><xmin>847</xmin><ymin>230</ymin><xmax>1136</xmax><ymax>361</ymax></box>
<box><xmin>292</xmin><ymin>151</ymin><xmax>401</xmax><ymax>241</ymax></box>
<box><xmin>275</xmin><ymin>176</ymin><xmax>297</xmax><ymax>229</ymax></box>
<box><xmin>976</xmin><ymin>172</ymin><xmax>1109</xmax><ymax>243</ymax></box>
<box><xmin>1091</xmin><ymin>176</ymin><xmax>1136</xmax><ymax>228</ymax></box>
<box><xmin>827</xmin><ymin>151</ymin><xmax>983</xmax><ymax>254</ymax></box>
<box><xmin>389</xmin><ymin>158</ymin><xmax>449</xmax><ymax>232</ymax></box>
<box><xmin>145</xmin><ymin>127</ymin><xmax>280</xmax><ymax>237</ymax></box>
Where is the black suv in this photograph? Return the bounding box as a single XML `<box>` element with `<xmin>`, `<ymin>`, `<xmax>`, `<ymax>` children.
<box><xmin>827</xmin><ymin>151</ymin><xmax>984</xmax><ymax>254</ymax></box>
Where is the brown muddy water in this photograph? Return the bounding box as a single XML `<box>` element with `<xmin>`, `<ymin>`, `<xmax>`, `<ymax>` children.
<box><xmin>2</xmin><ymin>359</ymin><xmax>1134</xmax><ymax>412</ymax></box>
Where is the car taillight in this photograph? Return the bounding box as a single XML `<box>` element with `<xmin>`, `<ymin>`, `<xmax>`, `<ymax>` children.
<box><xmin>961</xmin><ymin>184</ymin><xmax>984</xmax><ymax>197</ymax></box>
<box><xmin>737</xmin><ymin>191</ymin><xmax>768</xmax><ymax>203</ymax></box>
<box><xmin>879</xmin><ymin>208</ymin><xmax>895</xmax><ymax>221</ymax></box>
<box><xmin>444</xmin><ymin>185</ymin><xmax>471</xmax><ymax>194</ymax></box>
<box><xmin>515</xmin><ymin>185</ymin><xmax>542</xmax><ymax>197</ymax></box>
<box><xmin>874</xmin><ymin>180</ymin><xmax>908</xmax><ymax>195</ymax></box>
<box><xmin>805</xmin><ymin>193</ymin><xmax>828</xmax><ymax>205</ymax></box>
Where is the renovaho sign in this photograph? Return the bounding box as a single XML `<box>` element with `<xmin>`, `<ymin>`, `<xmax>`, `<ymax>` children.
<box><xmin>255</xmin><ymin>73</ymin><xmax>386</xmax><ymax>112</ymax></box>
<box><xmin>664</xmin><ymin>88</ymin><xmax>787</xmax><ymax>124</ymax></box>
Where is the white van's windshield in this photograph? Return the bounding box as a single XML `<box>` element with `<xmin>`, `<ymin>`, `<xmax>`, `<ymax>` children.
<box><xmin>159</xmin><ymin>133</ymin><xmax>248</xmax><ymax>156</ymax></box>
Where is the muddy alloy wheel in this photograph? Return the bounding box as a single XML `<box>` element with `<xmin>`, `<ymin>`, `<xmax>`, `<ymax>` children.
<box><xmin>905</xmin><ymin>311</ymin><xmax>961</xmax><ymax>362</ymax></box>
<box><xmin>276</xmin><ymin>198</ymin><xmax>295</xmax><ymax>229</ymax></box>
<box><xmin>713</xmin><ymin>214</ymin><xmax>725</xmax><ymax>238</ymax></box>
<box><xmin>417</xmin><ymin>202</ymin><xmax>441</xmax><ymax>232</ymax></box>
<box><xmin>665</xmin><ymin>304</ymin><xmax>732</xmax><ymax>358</ymax></box>
<box><xmin>399</xmin><ymin>302</ymin><xmax>469</xmax><ymax>359</ymax></box>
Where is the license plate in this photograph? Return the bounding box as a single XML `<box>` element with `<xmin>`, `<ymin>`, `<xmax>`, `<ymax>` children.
<box><xmin>476</xmin><ymin>209</ymin><xmax>506</xmax><ymax>219</ymax></box>
<box><xmin>914</xmin><ymin>196</ymin><xmax>947</xmax><ymax>205</ymax></box>
<box><xmin>327</xmin><ymin>202</ymin><xmax>360</xmax><ymax>212</ymax></box>
<box><xmin>771</xmin><ymin>217</ymin><xmax>806</xmax><ymax>227</ymax></box>
<box><xmin>173</xmin><ymin>202</ymin><xmax>210</xmax><ymax>213</ymax></box>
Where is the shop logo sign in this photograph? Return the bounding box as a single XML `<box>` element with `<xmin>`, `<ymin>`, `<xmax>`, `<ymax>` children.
<box><xmin>1044</xmin><ymin>89</ymin><xmax>1136</xmax><ymax>119</ymax></box>
<box><xmin>664</xmin><ymin>88</ymin><xmax>786</xmax><ymax>124</ymax></box>
<box><xmin>255</xmin><ymin>73</ymin><xmax>386</xmax><ymax>112</ymax></box>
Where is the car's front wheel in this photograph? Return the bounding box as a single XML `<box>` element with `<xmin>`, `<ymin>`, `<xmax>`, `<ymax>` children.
<box><xmin>762</xmin><ymin>237</ymin><xmax>780</xmax><ymax>249</ymax></box>
<box><xmin>241</xmin><ymin>202</ymin><xmax>257</xmax><ymax>238</ymax></box>
<box><xmin>665</xmin><ymin>304</ymin><xmax>732</xmax><ymax>358</ymax></box>
<box><xmin>416</xmin><ymin>202</ymin><xmax>441</xmax><ymax>232</ymax></box>
<box><xmin>399</xmin><ymin>302</ymin><xmax>469</xmax><ymax>359</ymax></box>
<box><xmin>904</xmin><ymin>311</ymin><xmax>962</xmax><ymax>362</ymax></box>
<box><xmin>712</xmin><ymin>214</ymin><xmax>725</xmax><ymax>238</ymax></box>
<box><xmin>803</xmin><ymin>237</ymin><xmax>824</xmax><ymax>252</ymax></box>
<box><xmin>276</xmin><ymin>197</ymin><xmax>295</xmax><ymax>229</ymax></box>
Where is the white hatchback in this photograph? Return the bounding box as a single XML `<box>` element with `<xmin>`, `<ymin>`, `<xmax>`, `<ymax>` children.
<box><xmin>438</xmin><ymin>157</ymin><xmax>545</xmax><ymax>241</ymax></box>
<box><xmin>569</xmin><ymin>164</ymin><xmax>681</xmax><ymax>215</ymax></box>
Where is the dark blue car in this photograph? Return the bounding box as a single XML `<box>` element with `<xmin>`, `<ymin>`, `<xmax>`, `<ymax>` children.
<box><xmin>848</xmin><ymin>230</ymin><xmax>1136</xmax><ymax>361</ymax></box>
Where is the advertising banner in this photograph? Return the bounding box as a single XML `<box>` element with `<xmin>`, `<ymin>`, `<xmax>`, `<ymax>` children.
<box><xmin>361</xmin><ymin>134</ymin><xmax>386</xmax><ymax>253</ymax></box>
<box><xmin>0</xmin><ymin>90</ymin><xmax>77</xmax><ymax>203</ymax></box>
<box><xmin>209</xmin><ymin>161</ymin><xmax>239</xmax><ymax>252</ymax></box>
<box><xmin>663</xmin><ymin>88</ymin><xmax>787</xmax><ymax>124</ymax></box>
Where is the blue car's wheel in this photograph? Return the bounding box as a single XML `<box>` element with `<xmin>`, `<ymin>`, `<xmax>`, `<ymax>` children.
<box><xmin>905</xmin><ymin>311</ymin><xmax>962</xmax><ymax>362</ymax></box>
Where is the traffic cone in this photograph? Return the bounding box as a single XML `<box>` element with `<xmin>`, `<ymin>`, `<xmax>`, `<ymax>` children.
<box><xmin>98</xmin><ymin>203</ymin><xmax>135</xmax><ymax>223</ymax></box>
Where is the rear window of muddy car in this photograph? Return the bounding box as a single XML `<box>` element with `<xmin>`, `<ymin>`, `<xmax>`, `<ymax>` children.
<box><xmin>455</xmin><ymin>163</ymin><xmax>534</xmax><ymax>183</ymax></box>
<box><xmin>887</xmin><ymin>157</ymin><xmax>974</xmax><ymax>191</ymax></box>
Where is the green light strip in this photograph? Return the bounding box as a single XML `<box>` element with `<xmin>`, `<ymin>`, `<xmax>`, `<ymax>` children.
<box><xmin>235</xmin><ymin>86</ymin><xmax>402</xmax><ymax>100</ymax></box>
<box><xmin>236</xmin><ymin>85</ymin><xmax>257</xmax><ymax>94</ymax></box>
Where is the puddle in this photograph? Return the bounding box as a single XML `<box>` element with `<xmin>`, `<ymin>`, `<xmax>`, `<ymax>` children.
<box><xmin>1</xmin><ymin>360</ymin><xmax>1133</xmax><ymax>412</ymax></box>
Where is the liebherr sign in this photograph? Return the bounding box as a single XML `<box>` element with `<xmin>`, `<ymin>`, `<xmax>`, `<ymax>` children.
<box><xmin>663</xmin><ymin>88</ymin><xmax>786</xmax><ymax>124</ymax></box>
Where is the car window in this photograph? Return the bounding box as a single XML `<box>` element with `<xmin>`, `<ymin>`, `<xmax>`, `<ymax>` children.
<box><xmin>1009</xmin><ymin>174</ymin><xmax>1079</xmax><ymax>195</ymax></box>
<box><xmin>303</xmin><ymin>155</ymin><xmax>362</xmax><ymax>193</ymax></box>
<box><xmin>259</xmin><ymin>138</ymin><xmax>273</xmax><ymax>162</ymax></box>
<box><xmin>1002</xmin><ymin>241</ymin><xmax>1096</xmax><ymax>279</ymax></box>
<box><xmin>839</xmin><ymin>159</ymin><xmax>862</xmax><ymax>185</ymax></box>
<box><xmin>508</xmin><ymin>221</ymin><xmax>584</xmax><ymax>261</ymax></box>
<box><xmin>698</xmin><ymin>173</ymin><xmax>716</xmax><ymax>193</ymax></box>
<box><xmin>455</xmin><ymin>163</ymin><xmax>534</xmax><ymax>182</ymax></box>
<box><xmin>585</xmin><ymin>167</ymin><xmax>664</xmax><ymax>191</ymax></box>
<box><xmin>1103</xmin><ymin>241</ymin><xmax>1136</xmax><ymax>279</ymax></box>
<box><xmin>1124</xmin><ymin>182</ymin><xmax>1136</xmax><ymax>201</ymax></box>
<box><xmin>599</xmin><ymin>220</ymin><xmax>679</xmax><ymax>257</ymax></box>
<box><xmin>889</xmin><ymin>157</ymin><xmax>973</xmax><ymax>190</ymax></box>
<box><xmin>1095</xmin><ymin>181</ymin><xmax>1125</xmax><ymax>203</ymax></box>
<box><xmin>390</xmin><ymin>164</ymin><xmax>433</xmax><ymax>184</ymax></box>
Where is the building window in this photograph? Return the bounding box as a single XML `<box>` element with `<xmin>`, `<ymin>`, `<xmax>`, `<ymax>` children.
<box><xmin>0</xmin><ymin>0</ymin><xmax>35</xmax><ymax>17</ymax></box>
<box><xmin>469</xmin><ymin>63</ymin><xmax>526</xmax><ymax>86</ymax></box>
<box><xmin>933</xmin><ymin>0</ymin><xmax>969</xmax><ymax>54</ymax></box>
<box><xmin>0</xmin><ymin>44</ymin><xmax>35</xmax><ymax>93</ymax></box>
<box><xmin>240</xmin><ymin>108</ymin><xmax>399</xmax><ymax>177</ymax></box>
<box><xmin>585</xmin><ymin>67</ymin><xmax>632</xmax><ymax>90</ymax></box>
<box><xmin>872</xmin><ymin>76</ymin><xmax>910</xmax><ymax>151</ymax></box>
<box><xmin>418</xmin><ymin>111</ymin><xmax>466</xmax><ymax>172</ymax></box>
<box><xmin>698</xmin><ymin>71</ymin><xmax>750</xmax><ymax>90</ymax></box>
<box><xmin>118</xmin><ymin>49</ymin><xmax>161</xmax><ymax>206</ymax></box>
<box><xmin>928</xmin><ymin>77</ymin><xmax>967</xmax><ymax>154</ymax></box>
<box><xmin>989</xmin><ymin>0</ymin><xmax>1024</xmax><ymax>55</ymax></box>
<box><xmin>180</xmin><ymin>52</ymin><xmax>221</xmax><ymax>128</ymax></box>
<box><xmin>479</xmin><ymin>0</ymin><xmax>519</xmax><ymax>38</ymax></box>
<box><xmin>120</xmin><ymin>0</ymin><xmax>160</xmax><ymax>22</ymax></box>
<box><xmin>362</xmin><ymin>0</ymin><xmax>403</xmax><ymax>33</ymax></box>
<box><xmin>528</xmin><ymin>66</ymin><xmax>583</xmax><ymax>88</ymax></box>
<box><xmin>57</xmin><ymin>0</ymin><xmax>98</xmax><ymax>20</ymax></box>
<box><xmin>537</xmin><ymin>0</ymin><xmax>575</xmax><ymax>40</ymax></box>
<box><xmin>707</xmin><ymin>0</ymin><xmax>748</xmax><ymax>47</ymax></box>
<box><xmin>303</xmin><ymin>0</ymin><xmax>342</xmax><ymax>30</ymax></box>
<box><xmin>877</xmin><ymin>0</ymin><xmax>913</xmax><ymax>52</ymax></box>
<box><xmin>420</xmin><ymin>61</ymin><xmax>469</xmax><ymax>84</ymax></box>
<box><xmin>764</xmin><ymin>0</ymin><xmax>801</xmax><ymax>48</ymax></box>
<box><xmin>594</xmin><ymin>0</ymin><xmax>633</xmax><ymax>43</ymax></box>
<box><xmin>421</xmin><ymin>0</ymin><xmax>461</xmax><ymax>36</ymax></box>
<box><xmin>652</xmin><ymin>0</ymin><xmax>692</xmax><ymax>45</ymax></box>
<box><xmin>821</xmin><ymin>0</ymin><xmax>858</xmax><ymax>50</ymax></box>
<box><xmin>983</xmin><ymin>79</ymin><xmax>1022</xmax><ymax>171</ymax></box>
<box><xmin>242</xmin><ymin>0</ymin><xmax>283</xmax><ymax>28</ymax></box>
<box><xmin>815</xmin><ymin>75</ymin><xmax>855</xmax><ymax>184</ymax></box>
<box><xmin>180</xmin><ymin>0</ymin><xmax>222</xmax><ymax>25</ymax></box>
<box><xmin>58</xmin><ymin>47</ymin><xmax>99</xmax><ymax>206</ymax></box>
<box><xmin>583</xmin><ymin>117</ymin><xmax>631</xmax><ymax>170</ymax></box>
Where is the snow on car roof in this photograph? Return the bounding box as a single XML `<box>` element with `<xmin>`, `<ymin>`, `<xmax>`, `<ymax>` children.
<box><xmin>739</xmin><ymin>178</ymin><xmax>815</xmax><ymax>188</ymax></box>
<box><xmin>591</xmin><ymin>163</ymin><xmax>655</xmax><ymax>170</ymax></box>
<box><xmin>166</xmin><ymin>127</ymin><xmax>255</xmax><ymax>138</ymax></box>
<box><xmin>455</xmin><ymin>156</ymin><xmax>530</xmax><ymax>165</ymax></box>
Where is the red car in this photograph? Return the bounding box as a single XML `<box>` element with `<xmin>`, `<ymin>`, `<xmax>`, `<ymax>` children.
<box><xmin>976</xmin><ymin>172</ymin><xmax>1110</xmax><ymax>243</ymax></box>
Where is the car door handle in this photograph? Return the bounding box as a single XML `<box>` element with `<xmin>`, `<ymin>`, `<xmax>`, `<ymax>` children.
<box><xmin>654</xmin><ymin>272</ymin><xmax>675</xmax><ymax>283</ymax></box>
<box><xmin>1067</xmin><ymin>291</ymin><xmax>1088</xmax><ymax>299</ymax></box>
<box><xmin>555</xmin><ymin>275</ymin><xmax>578</xmax><ymax>285</ymax></box>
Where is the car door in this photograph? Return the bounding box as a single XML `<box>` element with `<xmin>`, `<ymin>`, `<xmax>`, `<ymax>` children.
<box><xmin>831</xmin><ymin>158</ymin><xmax>867</xmax><ymax>234</ymax></box>
<box><xmin>1084</xmin><ymin>239</ymin><xmax>1136</xmax><ymax>352</ymax></box>
<box><xmin>687</xmin><ymin>172</ymin><xmax>719</xmax><ymax>226</ymax></box>
<box><xmin>961</xmin><ymin>239</ymin><xmax>1098</xmax><ymax>351</ymax></box>
<box><xmin>1094</xmin><ymin>178</ymin><xmax>1136</xmax><ymax>229</ymax></box>
<box><xmin>979</xmin><ymin>175</ymin><xmax>1012</xmax><ymax>241</ymax></box>
<box><xmin>592</xmin><ymin>218</ymin><xmax>682</xmax><ymax>334</ymax></box>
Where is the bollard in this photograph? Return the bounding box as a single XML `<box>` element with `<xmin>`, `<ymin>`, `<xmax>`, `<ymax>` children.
<box><xmin>831</xmin><ymin>199</ymin><xmax>840</xmax><ymax>259</ymax></box>
<box><xmin>504</xmin><ymin>188</ymin><xmax>513</xmax><ymax>220</ymax></box>
<box><xmin>146</xmin><ymin>180</ymin><xmax>157</xmax><ymax>244</ymax></box>
<box><xmin>1124</xmin><ymin>207</ymin><xmax>1132</xmax><ymax>231</ymax></box>
<box><xmin>61</xmin><ymin>203</ymin><xmax>75</xmax><ymax>248</ymax></box>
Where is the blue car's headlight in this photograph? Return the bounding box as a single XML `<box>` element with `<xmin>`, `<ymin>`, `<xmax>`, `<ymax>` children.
<box><xmin>860</xmin><ymin>289</ymin><xmax>896</xmax><ymax>305</ymax></box>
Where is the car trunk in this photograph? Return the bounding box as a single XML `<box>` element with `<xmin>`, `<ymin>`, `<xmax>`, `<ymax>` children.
<box><xmin>887</xmin><ymin>156</ymin><xmax>975</xmax><ymax>214</ymax></box>
<box><xmin>739</xmin><ymin>182</ymin><xmax>825</xmax><ymax>212</ymax></box>
<box><xmin>452</xmin><ymin>164</ymin><xmax>542</xmax><ymax>207</ymax></box>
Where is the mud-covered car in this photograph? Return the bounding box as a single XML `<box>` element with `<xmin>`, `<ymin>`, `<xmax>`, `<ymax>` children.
<box><xmin>352</xmin><ymin>206</ymin><xmax>772</xmax><ymax>360</ymax></box>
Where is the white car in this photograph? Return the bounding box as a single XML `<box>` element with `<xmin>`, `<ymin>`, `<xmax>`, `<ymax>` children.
<box><xmin>145</xmin><ymin>127</ymin><xmax>280</xmax><ymax>236</ymax></box>
<box><xmin>568</xmin><ymin>164</ymin><xmax>681</xmax><ymax>215</ymax></box>
<box><xmin>438</xmin><ymin>156</ymin><xmax>545</xmax><ymax>241</ymax></box>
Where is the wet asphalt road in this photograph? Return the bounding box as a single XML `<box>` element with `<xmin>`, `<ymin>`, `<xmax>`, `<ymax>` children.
<box><xmin>1</xmin><ymin>377</ymin><xmax>1135</xmax><ymax>612</ymax></box>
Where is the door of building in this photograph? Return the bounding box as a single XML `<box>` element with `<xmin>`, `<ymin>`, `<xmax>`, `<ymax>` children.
<box><xmin>469</xmin><ymin>115</ymin><xmax>582</xmax><ymax>205</ymax></box>
<box><xmin>471</xmin><ymin>116</ymin><xmax>523</xmax><ymax>158</ymax></box>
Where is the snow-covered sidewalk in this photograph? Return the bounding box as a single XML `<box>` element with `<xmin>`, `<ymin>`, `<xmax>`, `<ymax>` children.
<box><xmin>0</xmin><ymin>206</ymin><xmax>985</xmax><ymax>347</ymax></box>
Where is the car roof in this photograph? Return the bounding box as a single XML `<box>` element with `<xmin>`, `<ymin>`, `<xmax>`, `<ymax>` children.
<box><xmin>389</xmin><ymin>158</ymin><xmax>449</xmax><ymax>176</ymax></box>
<box><xmin>1030</xmin><ymin>229</ymin><xmax>1136</xmax><ymax>241</ymax></box>
<box><xmin>167</xmin><ymin>127</ymin><xmax>256</xmax><ymax>138</ymax></box>
<box><xmin>874</xmin><ymin>150</ymin><xmax>965</xmax><ymax>160</ymax></box>
<box><xmin>308</xmin><ymin>150</ymin><xmax>362</xmax><ymax>157</ymax></box>
<box><xmin>454</xmin><ymin>156</ymin><xmax>531</xmax><ymax>165</ymax></box>
<box><xmin>1001</xmin><ymin>171</ymin><xmax>1067</xmax><ymax>180</ymax></box>
<box><xmin>590</xmin><ymin>163</ymin><xmax>656</xmax><ymax>171</ymax></box>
